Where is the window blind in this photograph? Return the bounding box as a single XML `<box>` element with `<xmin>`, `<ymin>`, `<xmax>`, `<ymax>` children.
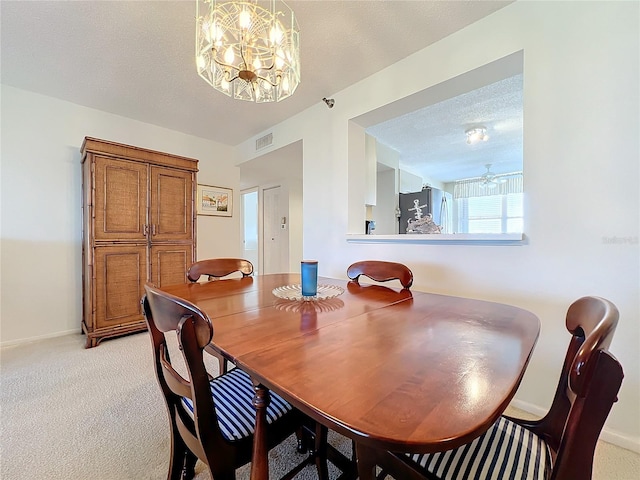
<box><xmin>454</xmin><ymin>173</ymin><xmax>523</xmax><ymax>199</ymax></box>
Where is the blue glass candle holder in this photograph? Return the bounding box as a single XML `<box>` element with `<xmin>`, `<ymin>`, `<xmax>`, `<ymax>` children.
<box><xmin>301</xmin><ymin>260</ymin><xmax>318</xmax><ymax>297</ymax></box>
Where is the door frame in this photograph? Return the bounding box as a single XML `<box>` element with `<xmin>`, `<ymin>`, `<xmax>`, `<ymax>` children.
<box><xmin>240</xmin><ymin>187</ymin><xmax>260</xmax><ymax>275</ymax></box>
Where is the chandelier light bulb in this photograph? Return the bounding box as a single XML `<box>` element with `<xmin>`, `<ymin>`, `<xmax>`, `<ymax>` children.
<box><xmin>238</xmin><ymin>9</ymin><xmax>251</xmax><ymax>29</ymax></box>
<box><xmin>224</xmin><ymin>46</ymin><xmax>235</xmax><ymax>64</ymax></box>
<box><xmin>270</xmin><ymin>24</ymin><xmax>283</xmax><ymax>45</ymax></box>
<box><xmin>196</xmin><ymin>0</ymin><xmax>301</xmax><ymax>103</ymax></box>
<box><xmin>213</xmin><ymin>23</ymin><xmax>223</xmax><ymax>42</ymax></box>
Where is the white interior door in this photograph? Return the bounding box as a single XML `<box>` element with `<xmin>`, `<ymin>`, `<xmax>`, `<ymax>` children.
<box><xmin>241</xmin><ymin>189</ymin><xmax>259</xmax><ymax>274</ymax></box>
<box><xmin>262</xmin><ymin>186</ymin><xmax>287</xmax><ymax>274</ymax></box>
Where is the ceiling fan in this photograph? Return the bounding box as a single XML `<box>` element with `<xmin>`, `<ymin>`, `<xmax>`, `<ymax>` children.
<box><xmin>480</xmin><ymin>164</ymin><xmax>506</xmax><ymax>189</ymax></box>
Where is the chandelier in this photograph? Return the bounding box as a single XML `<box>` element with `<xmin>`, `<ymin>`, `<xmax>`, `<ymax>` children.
<box><xmin>466</xmin><ymin>127</ymin><xmax>489</xmax><ymax>144</ymax></box>
<box><xmin>196</xmin><ymin>0</ymin><xmax>300</xmax><ymax>103</ymax></box>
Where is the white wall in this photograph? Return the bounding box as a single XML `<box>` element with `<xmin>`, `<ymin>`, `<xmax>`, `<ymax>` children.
<box><xmin>235</xmin><ymin>2</ymin><xmax>640</xmax><ymax>449</ymax></box>
<box><xmin>287</xmin><ymin>179</ymin><xmax>303</xmax><ymax>272</ymax></box>
<box><xmin>0</xmin><ymin>86</ymin><xmax>241</xmax><ymax>344</ymax></box>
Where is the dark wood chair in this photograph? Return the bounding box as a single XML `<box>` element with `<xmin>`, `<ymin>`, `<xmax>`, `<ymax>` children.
<box><xmin>142</xmin><ymin>283</ymin><xmax>316</xmax><ymax>480</ymax></box>
<box><xmin>187</xmin><ymin>258</ymin><xmax>254</xmax><ymax>282</ymax></box>
<box><xmin>347</xmin><ymin>260</ymin><xmax>413</xmax><ymax>289</ymax></box>
<box><xmin>356</xmin><ymin>295</ymin><xmax>624</xmax><ymax>480</ymax></box>
<box><xmin>186</xmin><ymin>258</ymin><xmax>254</xmax><ymax>375</ymax></box>
<box><xmin>345</xmin><ymin>260</ymin><xmax>414</xmax><ymax>465</ymax></box>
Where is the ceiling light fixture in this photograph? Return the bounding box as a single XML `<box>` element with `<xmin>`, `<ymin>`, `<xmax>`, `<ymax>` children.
<box><xmin>466</xmin><ymin>127</ymin><xmax>489</xmax><ymax>144</ymax></box>
<box><xmin>196</xmin><ymin>0</ymin><xmax>300</xmax><ymax>103</ymax></box>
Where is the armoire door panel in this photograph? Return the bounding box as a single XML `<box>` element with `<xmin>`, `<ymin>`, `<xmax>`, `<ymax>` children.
<box><xmin>150</xmin><ymin>244</ymin><xmax>193</xmax><ymax>287</ymax></box>
<box><xmin>94</xmin><ymin>156</ymin><xmax>148</xmax><ymax>241</ymax></box>
<box><xmin>150</xmin><ymin>167</ymin><xmax>193</xmax><ymax>242</ymax></box>
<box><xmin>94</xmin><ymin>245</ymin><xmax>147</xmax><ymax>329</ymax></box>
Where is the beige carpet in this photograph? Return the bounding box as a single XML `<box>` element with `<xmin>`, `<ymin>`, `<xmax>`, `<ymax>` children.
<box><xmin>1</xmin><ymin>332</ymin><xmax>638</xmax><ymax>479</ymax></box>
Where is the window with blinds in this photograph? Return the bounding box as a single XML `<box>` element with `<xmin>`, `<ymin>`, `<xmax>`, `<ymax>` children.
<box><xmin>457</xmin><ymin>193</ymin><xmax>523</xmax><ymax>234</ymax></box>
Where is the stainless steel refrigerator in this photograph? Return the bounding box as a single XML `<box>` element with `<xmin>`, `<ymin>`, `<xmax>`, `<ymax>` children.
<box><xmin>398</xmin><ymin>187</ymin><xmax>451</xmax><ymax>234</ymax></box>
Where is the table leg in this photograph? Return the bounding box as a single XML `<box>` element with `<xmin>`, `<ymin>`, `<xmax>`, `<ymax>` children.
<box><xmin>314</xmin><ymin>423</ymin><xmax>329</xmax><ymax>480</ymax></box>
<box><xmin>250</xmin><ymin>383</ymin><xmax>270</xmax><ymax>480</ymax></box>
<box><xmin>355</xmin><ymin>442</ymin><xmax>377</xmax><ymax>480</ymax></box>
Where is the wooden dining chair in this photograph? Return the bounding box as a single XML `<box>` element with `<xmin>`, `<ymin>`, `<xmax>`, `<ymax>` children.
<box><xmin>344</xmin><ymin>260</ymin><xmax>414</xmax><ymax>465</ymax></box>
<box><xmin>187</xmin><ymin>258</ymin><xmax>254</xmax><ymax>282</ymax></box>
<box><xmin>356</xmin><ymin>295</ymin><xmax>624</xmax><ymax>480</ymax></box>
<box><xmin>142</xmin><ymin>283</ymin><xmax>316</xmax><ymax>480</ymax></box>
<box><xmin>186</xmin><ymin>258</ymin><xmax>254</xmax><ymax>375</ymax></box>
<box><xmin>347</xmin><ymin>260</ymin><xmax>413</xmax><ymax>289</ymax></box>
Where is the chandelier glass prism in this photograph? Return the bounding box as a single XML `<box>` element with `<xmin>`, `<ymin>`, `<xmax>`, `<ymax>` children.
<box><xmin>196</xmin><ymin>0</ymin><xmax>300</xmax><ymax>102</ymax></box>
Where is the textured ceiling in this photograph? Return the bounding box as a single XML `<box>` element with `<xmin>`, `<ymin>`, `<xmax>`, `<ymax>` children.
<box><xmin>367</xmin><ymin>73</ymin><xmax>523</xmax><ymax>183</ymax></box>
<box><xmin>1</xmin><ymin>0</ymin><xmax>513</xmax><ymax>147</ymax></box>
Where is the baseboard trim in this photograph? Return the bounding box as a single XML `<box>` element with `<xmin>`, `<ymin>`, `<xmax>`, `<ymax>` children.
<box><xmin>0</xmin><ymin>329</ymin><xmax>80</xmax><ymax>349</ymax></box>
<box><xmin>510</xmin><ymin>399</ymin><xmax>640</xmax><ymax>454</ymax></box>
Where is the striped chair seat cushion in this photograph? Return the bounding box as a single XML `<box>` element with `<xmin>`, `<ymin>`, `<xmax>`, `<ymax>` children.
<box><xmin>407</xmin><ymin>416</ymin><xmax>551</xmax><ymax>480</ymax></box>
<box><xmin>181</xmin><ymin>368</ymin><xmax>293</xmax><ymax>442</ymax></box>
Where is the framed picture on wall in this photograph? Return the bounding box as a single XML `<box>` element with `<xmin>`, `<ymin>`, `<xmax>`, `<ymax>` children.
<box><xmin>197</xmin><ymin>184</ymin><xmax>232</xmax><ymax>217</ymax></box>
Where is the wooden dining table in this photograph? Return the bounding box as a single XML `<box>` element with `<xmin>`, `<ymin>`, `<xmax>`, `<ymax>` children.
<box><xmin>159</xmin><ymin>273</ymin><xmax>540</xmax><ymax>480</ymax></box>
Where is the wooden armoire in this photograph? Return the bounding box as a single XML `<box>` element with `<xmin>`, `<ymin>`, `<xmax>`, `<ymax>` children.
<box><xmin>81</xmin><ymin>137</ymin><xmax>198</xmax><ymax>348</ymax></box>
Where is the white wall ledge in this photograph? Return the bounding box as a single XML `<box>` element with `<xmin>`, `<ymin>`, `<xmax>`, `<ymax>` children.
<box><xmin>346</xmin><ymin>233</ymin><xmax>525</xmax><ymax>245</ymax></box>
